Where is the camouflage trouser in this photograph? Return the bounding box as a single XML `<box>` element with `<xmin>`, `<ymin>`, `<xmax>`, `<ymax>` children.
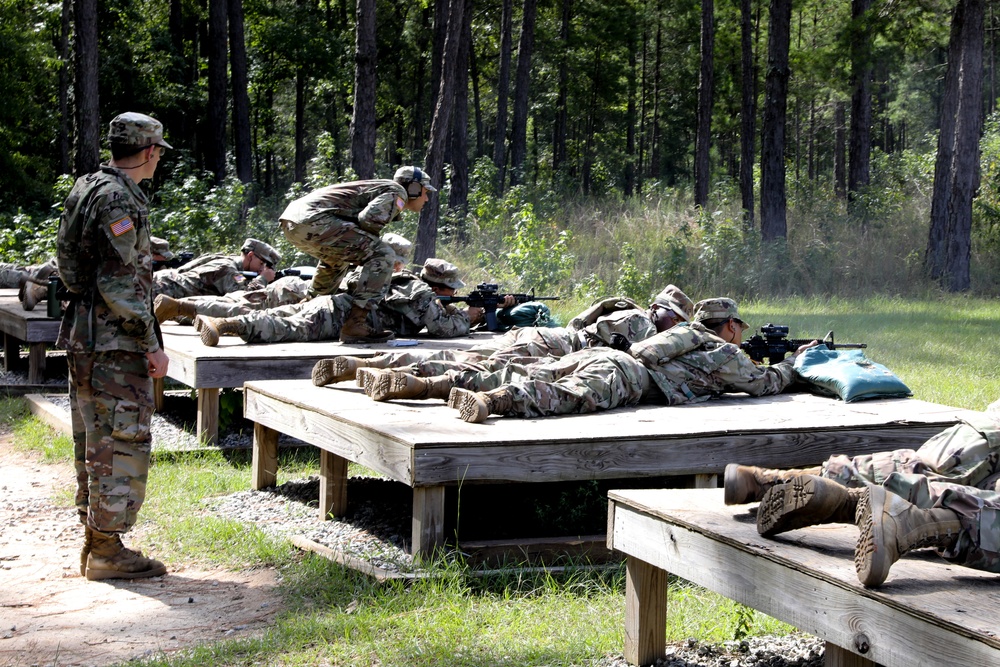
<box><xmin>152</xmin><ymin>270</ymin><xmax>210</xmax><ymax>299</ymax></box>
<box><xmin>0</xmin><ymin>263</ymin><xmax>28</xmax><ymax>288</ymax></box>
<box><xmin>878</xmin><ymin>473</ymin><xmax>1000</xmax><ymax>573</ymax></box>
<box><xmin>280</xmin><ymin>217</ymin><xmax>394</xmax><ymax>306</ymax></box>
<box><xmin>822</xmin><ymin>420</ymin><xmax>1000</xmax><ymax>492</ymax></box>
<box><xmin>181</xmin><ymin>278</ymin><xmax>309</xmax><ymax>321</ymax></box>
<box><xmin>237</xmin><ymin>293</ymin><xmax>353</xmax><ymax>343</ymax></box>
<box><xmin>69</xmin><ymin>350</ymin><xmax>153</xmax><ymax>534</ymax></box>
<box><xmin>447</xmin><ymin>348</ymin><xmax>652</xmax><ymax>418</ymax></box>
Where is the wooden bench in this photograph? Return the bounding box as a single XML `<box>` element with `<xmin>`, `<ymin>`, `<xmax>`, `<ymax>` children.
<box><xmin>243</xmin><ymin>380</ymin><xmax>978</xmax><ymax>557</ymax></box>
<box><xmin>160</xmin><ymin>324</ymin><xmax>501</xmax><ymax>445</ymax></box>
<box><xmin>0</xmin><ymin>289</ymin><xmax>60</xmax><ymax>384</ymax></box>
<box><xmin>607</xmin><ymin>488</ymin><xmax>1000</xmax><ymax>667</ymax></box>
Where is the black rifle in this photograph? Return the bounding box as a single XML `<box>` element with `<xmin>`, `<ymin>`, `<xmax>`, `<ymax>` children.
<box><xmin>739</xmin><ymin>323</ymin><xmax>867</xmax><ymax>365</ymax></box>
<box><xmin>152</xmin><ymin>251</ymin><xmax>194</xmax><ymax>271</ymax></box>
<box><xmin>240</xmin><ymin>266</ymin><xmax>314</xmax><ymax>281</ymax></box>
<box><xmin>438</xmin><ymin>282</ymin><xmax>560</xmax><ymax>331</ymax></box>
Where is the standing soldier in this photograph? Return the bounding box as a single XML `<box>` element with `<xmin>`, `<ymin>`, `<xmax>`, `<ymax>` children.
<box><xmin>278</xmin><ymin>166</ymin><xmax>435</xmax><ymax>343</ymax></box>
<box><xmin>57</xmin><ymin>112</ymin><xmax>171</xmax><ymax>581</ymax></box>
<box><xmin>152</xmin><ymin>238</ymin><xmax>280</xmax><ymax>299</ymax></box>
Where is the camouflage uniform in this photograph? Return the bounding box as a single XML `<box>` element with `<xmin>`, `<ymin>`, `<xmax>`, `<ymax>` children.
<box><xmin>169</xmin><ymin>275</ymin><xmax>309</xmax><ymax>321</ymax></box>
<box><xmin>231</xmin><ymin>293</ymin><xmax>355</xmax><ymax>343</ymax></box>
<box><xmin>58</xmin><ymin>163</ymin><xmax>159</xmax><ymax>534</ymax></box>
<box><xmin>0</xmin><ymin>259</ymin><xmax>57</xmax><ymax>288</ymax></box>
<box><xmin>279</xmin><ymin>180</ymin><xmax>407</xmax><ymax>302</ymax></box>
<box><xmin>378</xmin><ymin>269</ymin><xmax>471</xmax><ymax>338</ymax></box>
<box><xmin>154</xmin><ymin>254</ymin><xmax>263</xmax><ymax>299</ymax></box>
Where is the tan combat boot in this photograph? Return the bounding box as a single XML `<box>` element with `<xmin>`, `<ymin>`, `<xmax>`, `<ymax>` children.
<box><xmin>19</xmin><ymin>279</ymin><xmax>47</xmax><ymax>311</ymax></box>
<box><xmin>339</xmin><ymin>304</ymin><xmax>393</xmax><ymax>344</ymax></box>
<box><xmin>312</xmin><ymin>354</ymin><xmax>394</xmax><ymax>386</ymax></box>
<box><xmin>196</xmin><ymin>315</ymin><xmax>242</xmax><ymax>346</ymax></box>
<box><xmin>449</xmin><ymin>387</ymin><xmax>515</xmax><ymax>423</ymax></box>
<box><xmin>854</xmin><ymin>485</ymin><xmax>962</xmax><ymax>588</ymax></box>
<box><xmin>756</xmin><ymin>475</ymin><xmax>865</xmax><ymax>537</ymax></box>
<box><xmin>369</xmin><ymin>372</ymin><xmax>453</xmax><ymax>402</ymax></box>
<box><xmin>154</xmin><ymin>295</ymin><xmax>198</xmax><ymax>323</ymax></box>
<box><xmin>724</xmin><ymin>463</ymin><xmax>822</xmax><ymax>505</ymax></box>
<box><xmin>85</xmin><ymin>530</ymin><xmax>167</xmax><ymax>581</ymax></box>
<box><xmin>80</xmin><ymin>526</ymin><xmax>93</xmax><ymax>577</ymax></box>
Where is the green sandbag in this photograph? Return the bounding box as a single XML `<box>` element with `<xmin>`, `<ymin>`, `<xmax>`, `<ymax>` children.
<box><xmin>495</xmin><ymin>302</ymin><xmax>559</xmax><ymax>330</ymax></box>
<box><xmin>792</xmin><ymin>347</ymin><xmax>912</xmax><ymax>403</ymax></box>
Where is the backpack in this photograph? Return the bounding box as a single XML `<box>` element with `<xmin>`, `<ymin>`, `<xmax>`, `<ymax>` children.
<box><xmin>57</xmin><ymin>173</ymin><xmax>107</xmax><ymax>295</ymax></box>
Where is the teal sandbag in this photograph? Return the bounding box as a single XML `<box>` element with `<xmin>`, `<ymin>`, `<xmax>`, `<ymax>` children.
<box><xmin>792</xmin><ymin>347</ymin><xmax>912</xmax><ymax>403</ymax></box>
<box><xmin>496</xmin><ymin>302</ymin><xmax>559</xmax><ymax>329</ymax></box>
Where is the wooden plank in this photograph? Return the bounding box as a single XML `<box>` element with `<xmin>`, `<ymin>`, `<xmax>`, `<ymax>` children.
<box><xmin>457</xmin><ymin>534</ymin><xmax>612</xmax><ymax>566</ymax></box>
<box><xmin>24</xmin><ymin>393</ymin><xmax>72</xmax><ymax>435</ymax></box>
<box><xmin>251</xmin><ymin>421</ymin><xmax>279</xmax><ymax>489</ymax></box>
<box><xmin>196</xmin><ymin>386</ymin><xmax>220</xmax><ymax>446</ymax></box>
<box><xmin>412</xmin><ymin>485</ymin><xmax>446</xmax><ymax>558</ymax></box>
<box><xmin>608</xmin><ymin>489</ymin><xmax>1000</xmax><ymax>667</ymax></box>
<box><xmin>153</xmin><ymin>377</ymin><xmax>165</xmax><ymax>411</ymax></box>
<box><xmin>625</xmin><ymin>554</ymin><xmax>668</xmax><ymax>667</ymax></box>
<box><xmin>3</xmin><ymin>332</ymin><xmax>17</xmax><ymax>372</ymax></box>
<box><xmin>319</xmin><ymin>449</ymin><xmax>348</xmax><ymax>519</ymax></box>
<box><xmin>825</xmin><ymin>642</ymin><xmax>876</xmax><ymax>667</ymax></box>
<box><xmin>27</xmin><ymin>342</ymin><xmax>46</xmax><ymax>383</ymax></box>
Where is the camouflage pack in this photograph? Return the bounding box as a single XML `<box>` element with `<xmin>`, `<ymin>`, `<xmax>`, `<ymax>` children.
<box><xmin>628</xmin><ymin>323</ymin><xmax>705</xmax><ymax>368</ymax></box>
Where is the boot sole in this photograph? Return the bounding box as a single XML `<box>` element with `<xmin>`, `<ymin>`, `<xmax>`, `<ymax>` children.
<box><xmin>86</xmin><ymin>563</ymin><xmax>167</xmax><ymax>581</ymax></box>
<box><xmin>854</xmin><ymin>486</ymin><xmax>889</xmax><ymax>587</ymax></box>
<box><xmin>451</xmin><ymin>389</ymin><xmax>488</xmax><ymax>423</ymax></box>
<box><xmin>369</xmin><ymin>371</ymin><xmax>398</xmax><ymax>401</ymax></box>
<box><xmin>756</xmin><ymin>476</ymin><xmax>836</xmax><ymax>537</ymax></box>
<box><xmin>312</xmin><ymin>359</ymin><xmax>338</xmax><ymax>386</ymax></box>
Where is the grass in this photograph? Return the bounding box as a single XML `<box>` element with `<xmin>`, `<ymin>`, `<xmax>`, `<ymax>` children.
<box><xmin>5</xmin><ymin>294</ymin><xmax>998</xmax><ymax>665</ymax></box>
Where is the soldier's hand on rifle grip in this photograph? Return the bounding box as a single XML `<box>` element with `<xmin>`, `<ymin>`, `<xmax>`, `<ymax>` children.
<box><xmin>498</xmin><ymin>294</ymin><xmax>517</xmax><ymax>308</ymax></box>
<box><xmin>467</xmin><ymin>306</ymin><xmax>485</xmax><ymax>325</ymax></box>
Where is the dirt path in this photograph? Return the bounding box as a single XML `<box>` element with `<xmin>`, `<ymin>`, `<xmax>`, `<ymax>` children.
<box><xmin>0</xmin><ymin>435</ymin><xmax>285</xmax><ymax>667</ymax></box>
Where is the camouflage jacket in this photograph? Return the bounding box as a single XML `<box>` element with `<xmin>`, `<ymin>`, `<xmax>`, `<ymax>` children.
<box><xmin>575</xmin><ymin>308</ymin><xmax>658</xmax><ymax>349</ymax></box>
<box><xmin>630</xmin><ymin>322</ymin><xmax>799</xmax><ymax>405</ymax></box>
<box><xmin>153</xmin><ymin>254</ymin><xmax>266</xmax><ymax>298</ymax></box>
<box><xmin>378</xmin><ymin>270</ymin><xmax>471</xmax><ymax>338</ymax></box>
<box><xmin>566</xmin><ymin>296</ymin><xmax>642</xmax><ymax>332</ymax></box>
<box><xmin>279</xmin><ymin>180</ymin><xmax>409</xmax><ymax>235</ymax></box>
<box><xmin>57</xmin><ymin>166</ymin><xmax>158</xmax><ymax>354</ymax></box>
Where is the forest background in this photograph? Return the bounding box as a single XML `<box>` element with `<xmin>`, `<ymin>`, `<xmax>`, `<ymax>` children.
<box><xmin>2</xmin><ymin>0</ymin><xmax>1000</xmax><ymax>307</ymax></box>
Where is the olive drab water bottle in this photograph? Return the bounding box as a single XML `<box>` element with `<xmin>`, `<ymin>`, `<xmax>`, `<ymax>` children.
<box><xmin>46</xmin><ymin>274</ymin><xmax>62</xmax><ymax>319</ymax></box>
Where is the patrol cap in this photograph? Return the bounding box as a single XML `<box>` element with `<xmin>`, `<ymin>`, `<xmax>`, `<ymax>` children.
<box><xmin>420</xmin><ymin>258</ymin><xmax>465</xmax><ymax>289</ymax></box>
<box><xmin>393</xmin><ymin>166</ymin><xmax>437</xmax><ymax>193</ymax></box>
<box><xmin>150</xmin><ymin>236</ymin><xmax>174</xmax><ymax>260</ymax></box>
<box><xmin>241</xmin><ymin>238</ymin><xmax>282</xmax><ymax>267</ymax></box>
<box><xmin>381</xmin><ymin>232</ymin><xmax>412</xmax><ymax>266</ymax></box>
<box><xmin>108</xmin><ymin>112</ymin><xmax>173</xmax><ymax>149</ymax></box>
<box><xmin>692</xmin><ymin>297</ymin><xmax>749</xmax><ymax>331</ymax></box>
<box><xmin>652</xmin><ymin>284</ymin><xmax>694</xmax><ymax>322</ymax></box>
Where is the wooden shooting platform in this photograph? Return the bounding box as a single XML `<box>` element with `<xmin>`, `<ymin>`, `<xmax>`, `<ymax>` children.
<box><xmin>243</xmin><ymin>381</ymin><xmax>978</xmax><ymax>557</ymax></box>
<box><xmin>608</xmin><ymin>488</ymin><xmax>1000</xmax><ymax>667</ymax></box>
<box><xmin>159</xmin><ymin>323</ymin><xmax>502</xmax><ymax>445</ymax></box>
<box><xmin>0</xmin><ymin>288</ymin><xmax>60</xmax><ymax>384</ymax></box>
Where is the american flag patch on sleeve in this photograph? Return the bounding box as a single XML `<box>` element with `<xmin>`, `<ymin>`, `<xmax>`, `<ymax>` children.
<box><xmin>110</xmin><ymin>217</ymin><xmax>134</xmax><ymax>237</ymax></box>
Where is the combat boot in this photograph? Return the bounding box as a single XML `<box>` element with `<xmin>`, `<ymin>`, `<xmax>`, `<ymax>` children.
<box><xmin>339</xmin><ymin>304</ymin><xmax>393</xmax><ymax>344</ymax></box>
<box><xmin>356</xmin><ymin>367</ymin><xmax>382</xmax><ymax>393</ymax></box>
<box><xmin>369</xmin><ymin>372</ymin><xmax>453</xmax><ymax>402</ymax></box>
<box><xmin>19</xmin><ymin>279</ymin><xmax>47</xmax><ymax>311</ymax></box>
<box><xmin>80</xmin><ymin>526</ymin><xmax>93</xmax><ymax>577</ymax></box>
<box><xmin>312</xmin><ymin>354</ymin><xmax>394</xmax><ymax>386</ymax></box>
<box><xmin>449</xmin><ymin>387</ymin><xmax>515</xmax><ymax>423</ymax></box>
<box><xmin>756</xmin><ymin>475</ymin><xmax>865</xmax><ymax>537</ymax></box>
<box><xmin>85</xmin><ymin>530</ymin><xmax>167</xmax><ymax>581</ymax></box>
<box><xmin>724</xmin><ymin>463</ymin><xmax>822</xmax><ymax>505</ymax></box>
<box><xmin>154</xmin><ymin>295</ymin><xmax>197</xmax><ymax>323</ymax></box>
<box><xmin>196</xmin><ymin>315</ymin><xmax>242</xmax><ymax>346</ymax></box>
<box><xmin>854</xmin><ymin>485</ymin><xmax>962</xmax><ymax>588</ymax></box>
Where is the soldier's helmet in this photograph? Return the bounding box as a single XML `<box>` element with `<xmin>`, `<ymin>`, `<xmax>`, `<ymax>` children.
<box><xmin>420</xmin><ymin>258</ymin><xmax>465</xmax><ymax>289</ymax></box>
<box><xmin>652</xmin><ymin>284</ymin><xmax>694</xmax><ymax>322</ymax></box>
<box><xmin>241</xmin><ymin>238</ymin><xmax>282</xmax><ymax>267</ymax></box>
<box><xmin>108</xmin><ymin>112</ymin><xmax>173</xmax><ymax>149</ymax></box>
<box><xmin>393</xmin><ymin>166</ymin><xmax>437</xmax><ymax>198</ymax></box>
<box><xmin>381</xmin><ymin>233</ymin><xmax>412</xmax><ymax>266</ymax></box>
<box><xmin>692</xmin><ymin>297</ymin><xmax>749</xmax><ymax>331</ymax></box>
<box><xmin>150</xmin><ymin>237</ymin><xmax>174</xmax><ymax>261</ymax></box>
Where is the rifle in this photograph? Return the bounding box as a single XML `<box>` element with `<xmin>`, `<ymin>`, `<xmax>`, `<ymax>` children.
<box><xmin>438</xmin><ymin>282</ymin><xmax>560</xmax><ymax>331</ymax></box>
<box><xmin>152</xmin><ymin>251</ymin><xmax>194</xmax><ymax>271</ymax></box>
<box><xmin>739</xmin><ymin>323</ymin><xmax>867</xmax><ymax>365</ymax></box>
<box><xmin>240</xmin><ymin>266</ymin><xmax>315</xmax><ymax>282</ymax></box>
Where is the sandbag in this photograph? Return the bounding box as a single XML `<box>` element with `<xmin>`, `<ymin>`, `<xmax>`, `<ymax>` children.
<box><xmin>793</xmin><ymin>347</ymin><xmax>912</xmax><ymax>403</ymax></box>
<box><xmin>496</xmin><ymin>302</ymin><xmax>558</xmax><ymax>330</ymax></box>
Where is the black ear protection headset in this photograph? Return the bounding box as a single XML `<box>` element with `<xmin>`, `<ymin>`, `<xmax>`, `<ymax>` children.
<box><xmin>405</xmin><ymin>167</ymin><xmax>426</xmax><ymax>199</ymax></box>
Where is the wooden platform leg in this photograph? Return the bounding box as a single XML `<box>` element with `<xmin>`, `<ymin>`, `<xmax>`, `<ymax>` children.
<box><xmin>153</xmin><ymin>377</ymin><xmax>165</xmax><ymax>411</ymax></box>
<box><xmin>624</xmin><ymin>555</ymin><xmax>668</xmax><ymax>667</ymax></box>
<box><xmin>411</xmin><ymin>486</ymin><xmax>446</xmax><ymax>558</ymax></box>
<box><xmin>251</xmin><ymin>421</ymin><xmax>279</xmax><ymax>489</ymax></box>
<box><xmin>4</xmin><ymin>333</ymin><xmax>19</xmax><ymax>372</ymax></box>
<box><xmin>693</xmin><ymin>473</ymin><xmax>718</xmax><ymax>488</ymax></box>
<box><xmin>319</xmin><ymin>449</ymin><xmax>348</xmax><ymax>520</ymax></box>
<box><xmin>824</xmin><ymin>641</ymin><xmax>877</xmax><ymax>666</ymax></box>
<box><xmin>196</xmin><ymin>387</ymin><xmax>220</xmax><ymax>446</ymax></box>
<box><xmin>27</xmin><ymin>343</ymin><xmax>46</xmax><ymax>384</ymax></box>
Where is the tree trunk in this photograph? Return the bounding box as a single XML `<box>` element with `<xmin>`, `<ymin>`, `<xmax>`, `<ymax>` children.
<box><xmin>493</xmin><ymin>0</ymin><xmax>513</xmax><ymax>192</ymax></box>
<box><xmin>73</xmin><ymin>0</ymin><xmax>100</xmax><ymax>175</ymax></box>
<box><xmin>229</xmin><ymin>0</ymin><xmax>253</xmax><ymax>186</ymax></box>
<box><xmin>295</xmin><ymin>68</ymin><xmax>307</xmax><ymax>183</ymax></box>
<box><xmin>470</xmin><ymin>28</ymin><xmax>484</xmax><ymax>157</ymax></box>
<box><xmin>205</xmin><ymin>0</ymin><xmax>228</xmax><ymax>184</ymax></box>
<box><xmin>847</xmin><ymin>0</ymin><xmax>873</xmax><ymax>218</ymax></box>
<box><xmin>759</xmin><ymin>0</ymin><xmax>792</xmax><ymax>242</ymax></box>
<box><xmin>927</xmin><ymin>0</ymin><xmax>966</xmax><ymax>280</ymax></box>
<box><xmin>625</xmin><ymin>31</ymin><xmax>637</xmax><ymax>197</ymax></box>
<box><xmin>449</xmin><ymin>0</ymin><xmax>474</xmax><ymax>221</ymax></box>
<box><xmin>739</xmin><ymin>0</ymin><xmax>755</xmax><ymax>229</ymax></box>
<box><xmin>552</xmin><ymin>0</ymin><xmax>571</xmax><ymax>176</ymax></box>
<box><xmin>508</xmin><ymin>0</ymin><xmax>538</xmax><ymax>186</ymax></box>
<box><xmin>943</xmin><ymin>0</ymin><xmax>985</xmax><ymax>292</ymax></box>
<box><xmin>350</xmin><ymin>0</ymin><xmax>376</xmax><ymax>179</ymax></box>
<box><xmin>834</xmin><ymin>100</ymin><xmax>846</xmax><ymax>197</ymax></box>
<box><xmin>414</xmin><ymin>0</ymin><xmax>467</xmax><ymax>264</ymax></box>
<box><xmin>694</xmin><ymin>0</ymin><xmax>714</xmax><ymax>208</ymax></box>
<box><xmin>58</xmin><ymin>0</ymin><xmax>71</xmax><ymax>174</ymax></box>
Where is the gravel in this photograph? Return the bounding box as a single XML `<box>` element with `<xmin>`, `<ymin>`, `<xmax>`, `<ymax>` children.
<box><xmin>22</xmin><ymin>388</ymin><xmax>826</xmax><ymax>667</ymax></box>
